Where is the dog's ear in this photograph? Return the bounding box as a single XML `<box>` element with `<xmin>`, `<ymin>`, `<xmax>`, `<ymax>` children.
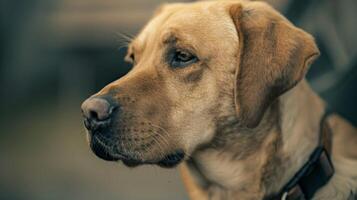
<box><xmin>229</xmin><ymin>2</ymin><xmax>319</xmax><ymax>128</ymax></box>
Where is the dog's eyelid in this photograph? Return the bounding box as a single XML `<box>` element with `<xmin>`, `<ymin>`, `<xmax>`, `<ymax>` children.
<box><xmin>124</xmin><ymin>53</ymin><xmax>131</xmax><ymax>60</ymax></box>
<box><xmin>173</xmin><ymin>45</ymin><xmax>199</xmax><ymax>57</ymax></box>
<box><xmin>167</xmin><ymin>47</ymin><xmax>199</xmax><ymax>69</ymax></box>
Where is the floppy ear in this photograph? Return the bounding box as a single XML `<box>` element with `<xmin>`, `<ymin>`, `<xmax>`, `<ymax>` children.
<box><xmin>229</xmin><ymin>2</ymin><xmax>320</xmax><ymax>128</ymax></box>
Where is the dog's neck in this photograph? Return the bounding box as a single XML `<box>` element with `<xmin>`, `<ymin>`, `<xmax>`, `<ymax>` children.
<box><xmin>189</xmin><ymin>80</ymin><xmax>326</xmax><ymax>199</ymax></box>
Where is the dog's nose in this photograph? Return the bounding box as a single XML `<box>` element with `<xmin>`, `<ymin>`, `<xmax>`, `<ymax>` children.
<box><xmin>81</xmin><ymin>97</ymin><xmax>116</xmax><ymax>131</ymax></box>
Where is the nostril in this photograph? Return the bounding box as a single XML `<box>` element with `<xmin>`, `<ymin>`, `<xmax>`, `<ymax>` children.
<box><xmin>89</xmin><ymin>110</ymin><xmax>99</xmax><ymax>121</ymax></box>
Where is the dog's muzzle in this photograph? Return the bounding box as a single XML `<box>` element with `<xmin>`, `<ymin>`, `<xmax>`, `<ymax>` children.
<box><xmin>81</xmin><ymin>96</ymin><xmax>185</xmax><ymax>167</ymax></box>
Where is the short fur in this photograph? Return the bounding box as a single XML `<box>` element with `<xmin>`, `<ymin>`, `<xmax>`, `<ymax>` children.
<box><xmin>83</xmin><ymin>1</ymin><xmax>357</xmax><ymax>199</ymax></box>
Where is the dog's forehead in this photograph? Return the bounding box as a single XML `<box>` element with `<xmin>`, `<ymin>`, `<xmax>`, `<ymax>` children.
<box><xmin>135</xmin><ymin>2</ymin><xmax>238</xmax><ymax>49</ymax></box>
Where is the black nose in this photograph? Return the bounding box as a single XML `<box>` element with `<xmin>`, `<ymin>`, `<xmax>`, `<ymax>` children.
<box><xmin>81</xmin><ymin>97</ymin><xmax>116</xmax><ymax>131</ymax></box>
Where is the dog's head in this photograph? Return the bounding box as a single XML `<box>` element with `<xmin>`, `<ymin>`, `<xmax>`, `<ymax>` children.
<box><xmin>81</xmin><ymin>1</ymin><xmax>319</xmax><ymax>167</ymax></box>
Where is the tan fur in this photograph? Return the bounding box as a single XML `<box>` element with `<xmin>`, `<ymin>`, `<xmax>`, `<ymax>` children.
<box><xmin>86</xmin><ymin>0</ymin><xmax>357</xmax><ymax>199</ymax></box>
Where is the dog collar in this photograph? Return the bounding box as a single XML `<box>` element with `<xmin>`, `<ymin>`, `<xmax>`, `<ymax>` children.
<box><xmin>276</xmin><ymin>106</ymin><xmax>335</xmax><ymax>200</ymax></box>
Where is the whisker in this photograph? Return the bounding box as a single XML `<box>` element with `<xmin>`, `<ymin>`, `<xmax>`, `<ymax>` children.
<box><xmin>116</xmin><ymin>32</ymin><xmax>134</xmax><ymax>42</ymax></box>
<box><xmin>150</xmin><ymin>123</ymin><xmax>193</xmax><ymax>160</ymax></box>
<box><xmin>151</xmin><ymin>134</ymin><xmax>167</xmax><ymax>160</ymax></box>
<box><xmin>116</xmin><ymin>32</ymin><xmax>134</xmax><ymax>50</ymax></box>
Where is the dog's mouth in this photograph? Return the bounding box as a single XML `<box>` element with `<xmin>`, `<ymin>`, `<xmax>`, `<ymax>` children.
<box><xmin>90</xmin><ymin>135</ymin><xmax>184</xmax><ymax>168</ymax></box>
<box><xmin>90</xmin><ymin>137</ymin><xmax>123</xmax><ymax>161</ymax></box>
<box><xmin>120</xmin><ymin>151</ymin><xmax>185</xmax><ymax>168</ymax></box>
<box><xmin>156</xmin><ymin>150</ymin><xmax>185</xmax><ymax>168</ymax></box>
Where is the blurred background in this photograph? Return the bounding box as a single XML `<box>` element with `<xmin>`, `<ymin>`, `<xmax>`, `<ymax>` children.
<box><xmin>0</xmin><ymin>0</ymin><xmax>356</xmax><ymax>199</ymax></box>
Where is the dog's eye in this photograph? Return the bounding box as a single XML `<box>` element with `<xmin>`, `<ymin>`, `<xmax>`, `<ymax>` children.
<box><xmin>129</xmin><ymin>53</ymin><xmax>135</xmax><ymax>63</ymax></box>
<box><xmin>125</xmin><ymin>53</ymin><xmax>135</xmax><ymax>64</ymax></box>
<box><xmin>170</xmin><ymin>50</ymin><xmax>198</xmax><ymax>68</ymax></box>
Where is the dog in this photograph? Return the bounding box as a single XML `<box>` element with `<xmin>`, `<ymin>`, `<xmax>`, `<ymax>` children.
<box><xmin>81</xmin><ymin>1</ymin><xmax>357</xmax><ymax>199</ymax></box>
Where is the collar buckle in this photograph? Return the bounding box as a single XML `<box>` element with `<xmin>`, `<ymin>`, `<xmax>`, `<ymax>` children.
<box><xmin>278</xmin><ymin>147</ymin><xmax>334</xmax><ymax>200</ymax></box>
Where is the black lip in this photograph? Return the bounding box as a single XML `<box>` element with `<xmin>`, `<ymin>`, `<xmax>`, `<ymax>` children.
<box><xmin>157</xmin><ymin>150</ymin><xmax>185</xmax><ymax>168</ymax></box>
<box><xmin>119</xmin><ymin>150</ymin><xmax>185</xmax><ymax>168</ymax></box>
<box><xmin>90</xmin><ymin>138</ymin><xmax>120</xmax><ymax>161</ymax></box>
<box><xmin>122</xmin><ymin>159</ymin><xmax>143</xmax><ymax>167</ymax></box>
<box><xmin>90</xmin><ymin>138</ymin><xmax>185</xmax><ymax>168</ymax></box>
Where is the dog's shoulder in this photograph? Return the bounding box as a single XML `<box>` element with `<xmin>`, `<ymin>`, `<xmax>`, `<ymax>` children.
<box><xmin>329</xmin><ymin>114</ymin><xmax>357</xmax><ymax>160</ymax></box>
<box><xmin>315</xmin><ymin>114</ymin><xmax>357</xmax><ymax>200</ymax></box>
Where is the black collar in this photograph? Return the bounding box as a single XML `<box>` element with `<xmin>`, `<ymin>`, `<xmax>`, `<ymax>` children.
<box><xmin>275</xmin><ymin>106</ymin><xmax>335</xmax><ymax>200</ymax></box>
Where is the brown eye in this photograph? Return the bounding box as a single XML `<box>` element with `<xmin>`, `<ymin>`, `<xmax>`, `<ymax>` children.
<box><xmin>130</xmin><ymin>54</ymin><xmax>135</xmax><ymax>63</ymax></box>
<box><xmin>125</xmin><ymin>53</ymin><xmax>135</xmax><ymax>64</ymax></box>
<box><xmin>170</xmin><ymin>50</ymin><xmax>198</xmax><ymax>68</ymax></box>
<box><xmin>177</xmin><ymin>51</ymin><xmax>192</xmax><ymax>62</ymax></box>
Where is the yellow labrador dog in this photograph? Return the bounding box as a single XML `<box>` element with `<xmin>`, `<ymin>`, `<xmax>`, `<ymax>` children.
<box><xmin>81</xmin><ymin>0</ymin><xmax>357</xmax><ymax>199</ymax></box>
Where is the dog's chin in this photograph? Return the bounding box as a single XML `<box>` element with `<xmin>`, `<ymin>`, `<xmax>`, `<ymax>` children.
<box><xmin>156</xmin><ymin>150</ymin><xmax>185</xmax><ymax>168</ymax></box>
<box><xmin>90</xmin><ymin>137</ymin><xmax>185</xmax><ymax>168</ymax></box>
<box><xmin>90</xmin><ymin>140</ymin><xmax>122</xmax><ymax>161</ymax></box>
<box><xmin>121</xmin><ymin>150</ymin><xmax>185</xmax><ymax>168</ymax></box>
<box><xmin>92</xmin><ymin>146</ymin><xmax>185</xmax><ymax>168</ymax></box>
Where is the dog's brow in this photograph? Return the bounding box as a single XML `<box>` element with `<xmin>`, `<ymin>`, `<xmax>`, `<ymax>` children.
<box><xmin>162</xmin><ymin>31</ymin><xmax>178</xmax><ymax>45</ymax></box>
